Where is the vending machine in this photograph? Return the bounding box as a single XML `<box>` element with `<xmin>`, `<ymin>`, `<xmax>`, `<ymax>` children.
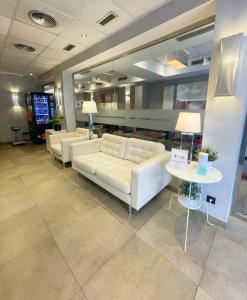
<box><xmin>25</xmin><ymin>92</ymin><xmax>56</xmax><ymax>144</ymax></box>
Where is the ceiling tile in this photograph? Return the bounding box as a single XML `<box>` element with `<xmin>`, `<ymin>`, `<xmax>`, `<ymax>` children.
<box><xmin>0</xmin><ymin>15</ymin><xmax>11</xmax><ymax>35</ymax></box>
<box><xmin>77</xmin><ymin>0</ymin><xmax>133</xmax><ymax>34</ymax></box>
<box><xmin>2</xmin><ymin>48</ymin><xmax>36</xmax><ymax>62</ymax></box>
<box><xmin>5</xmin><ymin>36</ymin><xmax>45</xmax><ymax>55</ymax></box>
<box><xmin>39</xmin><ymin>47</ymin><xmax>73</xmax><ymax>62</ymax></box>
<box><xmin>34</xmin><ymin>56</ymin><xmax>60</xmax><ymax>66</ymax></box>
<box><xmin>114</xmin><ymin>0</ymin><xmax>169</xmax><ymax>18</ymax></box>
<box><xmin>0</xmin><ymin>0</ymin><xmax>18</xmax><ymax>18</ymax></box>
<box><xmin>38</xmin><ymin>0</ymin><xmax>93</xmax><ymax>17</ymax></box>
<box><xmin>9</xmin><ymin>20</ymin><xmax>56</xmax><ymax>46</ymax></box>
<box><xmin>49</xmin><ymin>36</ymin><xmax>87</xmax><ymax>54</ymax></box>
<box><xmin>25</xmin><ymin>61</ymin><xmax>52</xmax><ymax>75</ymax></box>
<box><xmin>16</xmin><ymin>0</ymin><xmax>73</xmax><ymax>34</ymax></box>
<box><xmin>61</xmin><ymin>19</ymin><xmax>106</xmax><ymax>46</ymax></box>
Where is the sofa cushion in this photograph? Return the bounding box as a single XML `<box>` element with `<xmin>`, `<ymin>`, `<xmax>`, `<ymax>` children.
<box><xmin>96</xmin><ymin>160</ymin><xmax>137</xmax><ymax>194</ymax></box>
<box><xmin>73</xmin><ymin>152</ymin><xmax>120</xmax><ymax>175</ymax></box>
<box><xmin>50</xmin><ymin>143</ymin><xmax>62</xmax><ymax>156</ymax></box>
<box><xmin>75</xmin><ymin>128</ymin><xmax>89</xmax><ymax>136</ymax></box>
<box><xmin>124</xmin><ymin>138</ymin><xmax>165</xmax><ymax>164</ymax></box>
<box><xmin>100</xmin><ymin>134</ymin><xmax>127</xmax><ymax>159</ymax></box>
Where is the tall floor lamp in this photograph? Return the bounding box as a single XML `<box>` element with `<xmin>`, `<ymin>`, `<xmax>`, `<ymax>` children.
<box><xmin>175</xmin><ymin>112</ymin><xmax>201</xmax><ymax>162</ymax></box>
<box><xmin>82</xmin><ymin>100</ymin><xmax>98</xmax><ymax>139</ymax></box>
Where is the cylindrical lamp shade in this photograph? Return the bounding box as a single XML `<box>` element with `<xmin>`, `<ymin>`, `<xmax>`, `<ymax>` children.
<box><xmin>82</xmin><ymin>101</ymin><xmax>98</xmax><ymax>113</ymax></box>
<box><xmin>175</xmin><ymin>112</ymin><xmax>201</xmax><ymax>133</ymax></box>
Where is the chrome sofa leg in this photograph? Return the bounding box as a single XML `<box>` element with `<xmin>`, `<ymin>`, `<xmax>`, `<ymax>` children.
<box><xmin>128</xmin><ymin>205</ymin><xmax>132</xmax><ymax>218</ymax></box>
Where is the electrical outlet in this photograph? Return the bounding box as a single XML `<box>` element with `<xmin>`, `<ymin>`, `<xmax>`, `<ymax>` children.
<box><xmin>207</xmin><ymin>195</ymin><xmax>216</xmax><ymax>205</ymax></box>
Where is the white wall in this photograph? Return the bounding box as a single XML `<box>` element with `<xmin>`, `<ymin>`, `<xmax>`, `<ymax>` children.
<box><xmin>202</xmin><ymin>0</ymin><xmax>247</xmax><ymax>222</ymax></box>
<box><xmin>0</xmin><ymin>74</ymin><xmax>41</xmax><ymax>143</ymax></box>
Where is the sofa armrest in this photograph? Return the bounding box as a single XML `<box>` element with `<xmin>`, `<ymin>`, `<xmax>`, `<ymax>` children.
<box><xmin>49</xmin><ymin>132</ymin><xmax>76</xmax><ymax>145</ymax></box>
<box><xmin>131</xmin><ymin>151</ymin><xmax>172</xmax><ymax>210</ymax></box>
<box><xmin>71</xmin><ymin>138</ymin><xmax>102</xmax><ymax>161</ymax></box>
<box><xmin>61</xmin><ymin>136</ymin><xmax>97</xmax><ymax>163</ymax></box>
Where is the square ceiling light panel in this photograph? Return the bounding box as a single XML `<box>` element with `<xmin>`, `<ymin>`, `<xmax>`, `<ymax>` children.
<box><xmin>38</xmin><ymin>0</ymin><xmax>92</xmax><ymax>18</ymax></box>
<box><xmin>15</xmin><ymin>0</ymin><xmax>73</xmax><ymax>34</ymax></box>
<box><xmin>0</xmin><ymin>15</ymin><xmax>11</xmax><ymax>35</ymax></box>
<box><xmin>49</xmin><ymin>36</ymin><xmax>87</xmax><ymax>55</ymax></box>
<box><xmin>5</xmin><ymin>36</ymin><xmax>45</xmax><ymax>55</ymax></box>
<box><xmin>9</xmin><ymin>20</ymin><xmax>56</xmax><ymax>46</ymax></box>
<box><xmin>61</xmin><ymin>19</ymin><xmax>106</xmax><ymax>47</ymax></box>
<box><xmin>77</xmin><ymin>0</ymin><xmax>133</xmax><ymax>34</ymax></box>
<box><xmin>0</xmin><ymin>0</ymin><xmax>18</xmax><ymax>18</ymax></box>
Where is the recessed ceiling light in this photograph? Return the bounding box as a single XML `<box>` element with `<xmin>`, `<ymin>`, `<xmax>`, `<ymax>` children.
<box><xmin>30</xmin><ymin>73</ymin><xmax>33</xmax><ymax>76</ymax></box>
<box><xmin>28</xmin><ymin>10</ymin><xmax>56</xmax><ymax>28</ymax></box>
<box><xmin>54</xmin><ymin>53</ymin><xmax>59</xmax><ymax>57</ymax></box>
<box><xmin>15</xmin><ymin>43</ymin><xmax>36</xmax><ymax>52</ymax></box>
<box><xmin>81</xmin><ymin>33</ymin><xmax>87</xmax><ymax>38</ymax></box>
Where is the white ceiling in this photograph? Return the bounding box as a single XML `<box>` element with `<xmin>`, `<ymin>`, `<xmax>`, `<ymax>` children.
<box><xmin>0</xmin><ymin>0</ymin><xmax>171</xmax><ymax>76</ymax></box>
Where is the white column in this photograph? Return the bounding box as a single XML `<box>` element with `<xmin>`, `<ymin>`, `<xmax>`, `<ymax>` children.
<box><xmin>202</xmin><ymin>0</ymin><xmax>247</xmax><ymax>222</ymax></box>
<box><xmin>61</xmin><ymin>70</ymin><xmax>76</xmax><ymax>132</ymax></box>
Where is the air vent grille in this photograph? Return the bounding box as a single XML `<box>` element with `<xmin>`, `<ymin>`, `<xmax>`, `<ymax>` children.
<box><xmin>29</xmin><ymin>10</ymin><xmax>56</xmax><ymax>27</ymax></box>
<box><xmin>176</xmin><ymin>24</ymin><xmax>215</xmax><ymax>42</ymax></box>
<box><xmin>14</xmin><ymin>44</ymin><xmax>36</xmax><ymax>52</ymax></box>
<box><xmin>97</xmin><ymin>12</ymin><xmax>118</xmax><ymax>26</ymax></box>
<box><xmin>63</xmin><ymin>44</ymin><xmax>76</xmax><ymax>51</ymax></box>
<box><xmin>118</xmin><ymin>76</ymin><xmax>128</xmax><ymax>81</ymax></box>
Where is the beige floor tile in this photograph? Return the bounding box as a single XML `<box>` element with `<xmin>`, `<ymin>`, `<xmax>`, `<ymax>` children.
<box><xmin>0</xmin><ymin>207</ymin><xmax>50</xmax><ymax>265</ymax></box>
<box><xmin>84</xmin><ymin>235</ymin><xmax>197</xmax><ymax>300</ymax></box>
<box><xmin>36</xmin><ymin>187</ymin><xmax>99</xmax><ymax>232</ymax></box>
<box><xmin>0</xmin><ymin>175</ymin><xmax>25</xmax><ymax>196</ymax></box>
<box><xmin>20</xmin><ymin>166</ymin><xmax>61</xmax><ymax>187</ymax></box>
<box><xmin>0</xmin><ymin>189</ymin><xmax>34</xmax><ymax>222</ymax></box>
<box><xmin>0</xmin><ymin>158</ymin><xmax>15</xmax><ymax>170</ymax></box>
<box><xmin>217</xmin><ymin>216</ymin><xmax>247</xmax><ymax>249</ymax></box>
<box><xmin>70</xmin><ymin>290</ymin><xmax>86</xmax><ymax>300</ymax></box>
<box><xmin>85</xmin><ymin>179</ymin><xmax>174</xmax><ymax>231</ymax></box>
<box><xmin>0</xmin><ymin>166</ymin><xmax>19</xmax><ymax>178</ymax></box>
<box><xmin>195</xmin><ymin>288</ymin><xmax>214</xmax><ymax>300</ymax></box>
<box><xmin>0</xmin><ymin>237</ymin><xmax>80</xmax><ymax>300</ymax></box>
<box><xmin>200</xmin><ymin>231</ymin><xmax>247</xmax><ymax>300</ymax></box>
<box><xmin>29</xmin><ymin>176</ymin><xmax>78</xmax><ymax>202</ymax></box>
<box><xmin>137</xmin><ymin>208</ymin><xmax>216</xmax><ymax>284</ymax></box>
<box><xmin>54</xmin><ymin>207</ymin><xmax>133</xmax><ymax>286</ymax></box>
<box><xmin>15</xmin><ymin>159</ymin><xmax>57</xmax><ymax>175</ymax></box>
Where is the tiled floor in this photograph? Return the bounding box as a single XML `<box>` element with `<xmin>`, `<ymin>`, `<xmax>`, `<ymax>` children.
<box><xmin>0</xmin><ymin>143</ymin><xmax>246</xmax><ymax>300</ymax></box>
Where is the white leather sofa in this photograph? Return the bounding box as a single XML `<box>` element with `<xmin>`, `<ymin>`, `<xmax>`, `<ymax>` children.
<box><xmin>71</xmin><ymin>133</ymin><xmax>171</xmax><ymax>214</ymax></box>
<box><xmin>49</xmin><ymin>128</ymin><xmax>97</xmax><ymax>165</ymax></box>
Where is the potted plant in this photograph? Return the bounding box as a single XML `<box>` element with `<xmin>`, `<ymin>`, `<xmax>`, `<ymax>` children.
<box><xmin>179</xmin><ymin>181</ymin><xmax>201</xmax><ymax>209</ymax></box>
<box><xmin>52</xmin><ymin>115</ymin><xmax>64</xmax><ymax>131</ymax></box>
<box><xmin>195</xmin><ymin>146</ymin><xmax>219</xmax><ymax>170</ymax></box>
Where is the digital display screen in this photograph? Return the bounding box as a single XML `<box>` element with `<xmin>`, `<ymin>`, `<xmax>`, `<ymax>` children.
<box><xmin>33</xmin><ymin>94</ymin><xmax>50</xmax><ymax>125</ymax></box>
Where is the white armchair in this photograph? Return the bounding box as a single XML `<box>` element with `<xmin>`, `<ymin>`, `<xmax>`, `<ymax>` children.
<box><xmin>49</xmin><ymin>128</ymin><xmax>97</xmax><ymax>165</ymax></box>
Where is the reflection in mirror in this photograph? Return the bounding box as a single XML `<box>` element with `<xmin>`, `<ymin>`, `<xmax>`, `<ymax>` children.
<box><xmin>74</xmin><ymin>22</ymin><xmax>214</xmax><ymax>112</ymax></box>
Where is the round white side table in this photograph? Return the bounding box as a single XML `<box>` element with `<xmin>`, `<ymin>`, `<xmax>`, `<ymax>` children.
<box><xmin>165</xmin><ymin>162</ymin><xmax>223</xmax><ymax>252</ymax></box>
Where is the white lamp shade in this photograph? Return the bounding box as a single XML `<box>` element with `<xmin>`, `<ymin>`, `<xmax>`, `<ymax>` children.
<box><xmin>175</xmin><ymin>112</ymin><xmax>201</xmax><ymax>133</ymax></box>
<box><xmin>82</xmin><ymin>101</ymin><xmax>97</xmax><ymax>113</ymax></box>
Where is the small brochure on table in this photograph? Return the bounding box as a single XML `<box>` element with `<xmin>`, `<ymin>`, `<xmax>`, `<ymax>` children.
<box><xmin>170</xmin><ymin>148</ymin><xmax>188</xmax><ymax>170</ymax></box>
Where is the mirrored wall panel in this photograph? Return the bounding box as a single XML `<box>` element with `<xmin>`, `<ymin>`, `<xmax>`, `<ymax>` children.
<box><xmin>74</xmin><ymin>23</ymin><xmax>214</xmax><ymax>112</ymax></box>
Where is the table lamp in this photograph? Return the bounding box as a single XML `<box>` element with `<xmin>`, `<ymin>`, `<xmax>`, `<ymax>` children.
<box><xmin>175</xmin><ymin>112</ymin><xmax>201</xmax><ymax>162</ymax></box>
<box><xmin>82</xmin><ymin>100</ymin><xmax>98</xmax><ymax>139</ymax></box>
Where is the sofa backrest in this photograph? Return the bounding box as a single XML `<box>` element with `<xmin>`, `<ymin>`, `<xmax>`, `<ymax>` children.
<box><xmin>100</xmin><ymin>134</ymin><xmax>127</xmax><ymax>159</ymax></box>
<box><xmin>75</xmin><ymin>128</ymin><xmax>89</xmax><ymax>136</ymax></box>
<box><xmin>124</xmin><ymin>138</ymin><xmax>165</xmax><ymax>163</ymax></box>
